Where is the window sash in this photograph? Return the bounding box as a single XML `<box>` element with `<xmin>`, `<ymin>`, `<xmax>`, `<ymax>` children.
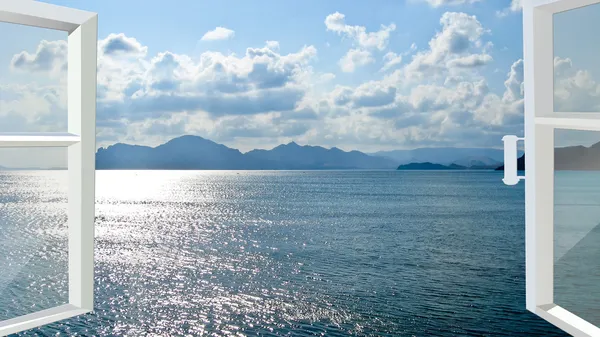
<box><xmin>0</xmin><ymin>1</ymin><xmax>97</xmax><ymax>336</ymax></box>
<box><xmin>525</xmin><ymin>0</ymin><xmax>600</xmax><ymax>336</ymax></box>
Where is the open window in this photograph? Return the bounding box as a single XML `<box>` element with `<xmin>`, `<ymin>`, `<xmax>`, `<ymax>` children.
<box><xmin>0</xmin><ymin>1</ymin><xmax>97</xmax><ymax>336</ymax></box>
<box><xmin>503</xmin><ymin>0</ymin><xmax>600</xmax><ymax>335</ymax></box>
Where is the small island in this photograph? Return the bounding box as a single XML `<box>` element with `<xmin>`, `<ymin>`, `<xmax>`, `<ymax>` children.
<box><xmin>397</xmin><ymin>162</ymin><xmax>467</xmax><ymax>170</ymax></box>
<box><xmin>494</xmin><ymin>154</ymin><xmax>525</xmax><ymax>171</ymax></box>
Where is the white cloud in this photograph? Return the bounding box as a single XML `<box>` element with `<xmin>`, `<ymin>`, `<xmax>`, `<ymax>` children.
<box><xmin>497</xmin><ymin>0</ymin><xmax>522</xmax><ymax>17</ymax></box>
<box><xmin>319</xmin><ymin>73</ymin><xmax>336</xmax><ymax>82</ymax></box>
<box><xmin>306</xmin><ymin>9</ymin><xmax>523</xmax><ymax>151</ymax></box>
<box><xmin>5</xmin><ymin>37</ymin><xmax>323</xmax><ymax>150</ymax></box>
<box><xmin>447</xmin><ymin>53</ymin><xmax>493</xmax><ymax>68</ymax></box>
<box><xmin>503</xmin><ymin>59</ymin><xmax>523</xmax><ymax>102</ymax></box>
<box><xmin>326</xmin><ymin>12</ymin><xmax>397</xmax><ymax>76</ymax></box>
<box><xmin>3</xmin><ymin>18</ymin><xmax>514</xmax><ymax>153</ymax></box>
<box><xmin>325</xmin><ymin>12</ymin><xmax>396</xmax><ymax>51</ymax></box>
<box><xmin>14</xmin><ymin>9</ymin><xmax>599</xmax><ymax>155</ymax></box>
<box><xmin>381</xmin><ymin>52</ymin><xmax>403</xmax><ymax>72</ymax></box>
<box><xmin>553</xmin><ymin>57</ymin><xmax>600</xmax><ymax>112</ymax></box>
<box><xmin>10</xmin><ymin>40</ymin><xmax>67</xmax><ymax>77</ymax></box>
<box><xmin>397</xmin><ymin>12</ymin><xmax>492</xmax><ymax>84</ymax></box>
<box><xmin>381</xmin><ymin>43</ymin><xmax>418</xmax><ymax>72</ymax></box>
<box><xmin>339</xmin><ymin>49</ymin><xmax>374</xmax><ymax>72</ymax></box>
<box><xmin>510</xmin><ymin>0</ymin><xmax>523</xmax><ymax>11</ymax></box>
<box><xmin>201</xmin><ymin>27</ymin><xmax>235</xmax><ymax>41</ymax></box>
<box><xmin>265</xmin><ymin>40</ymin><xmax>280</xmax><ymax>50</ymax></box>
<box><xmin>99</xmin><ymin>33</ymin><xmax>148</xmax><ymax>57</ymax></box>
<box><xmin>0</xmin><ymin>84</ymin><xmax>66</xmax><ymax>132</ymax></box>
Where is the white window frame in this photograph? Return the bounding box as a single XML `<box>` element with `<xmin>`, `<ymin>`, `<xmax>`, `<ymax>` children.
<box><xmin>521</xmin><ymin>0</ymin><xmax>600</xmax><ymax>336</ymax></box>
<box><xmin>0</xmin><ymin>1</ymin><xmax>97</xmax><ymax>336</ymax></box>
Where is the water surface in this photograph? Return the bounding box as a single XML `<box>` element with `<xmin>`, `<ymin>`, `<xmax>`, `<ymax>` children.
<box><xmin>0</xmin><ymin>170</ymin><xmax>567</xmax><ymax>336</ymax></box>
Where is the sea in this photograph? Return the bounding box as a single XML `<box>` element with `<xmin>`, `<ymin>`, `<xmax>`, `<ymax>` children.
<box><xmin>0</xmin><ymin>170</ymin><xmax>579</xmax><ymax>336</ymax></box>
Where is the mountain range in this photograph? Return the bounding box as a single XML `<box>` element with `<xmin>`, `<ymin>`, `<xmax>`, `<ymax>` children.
<box><xmin>96</xmin><ymin>136</ymin><xmax>401</xmax><ymax>170</ymax></box>
<box><xmin>109</xmin><ymin>135</ymin><xmax>600</xmax><ymax>172</ymax></box>
<box><xmin>96</xmin><ymin>135</ymin><xmax>600</xmax><ymax>171</ymax></box>
<box><xmin>94</xmin><ymin>135</ymin><xmax>504</xmax><ymax>170</ymax></box>
<box><xmin>6</xmin><ymin>136</ymin><xmax>600</xmax><ymax>171</ymax></box>
<box><xmin>554</xmin><ymin>142</ymin><xmax>600</xmax><ymax>170</ymax></box>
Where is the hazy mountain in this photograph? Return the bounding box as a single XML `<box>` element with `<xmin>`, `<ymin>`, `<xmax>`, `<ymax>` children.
<box><xmin>96</xmin><ymin>135</ymin><xmax>269</xmax><ymax>170</ymax></box>
<box><xmin>94</xmin><ymin>135</ymin><xmax>533</xmax><ymax>171</ymax></box>
<box><xmin>246</xmin><ymin>142</ymin><xmax>397</xmax><ymax>169</ymax></box>
<box><xmin>371</xmin><ymin>150</ymin><xmax>414</xmax><ymax>164</ymax></box>
<box><xmin>554</xmin><ymin>142</ymin><xmax>600</xmax><ymax>170</ymax></box>
<box><xmin>96</xmin><ymin>136</ymin><xmax>396</xmax><ymax>170</ymax></box>
<box><xmin>372</xmin><ymin>148</ymin><xmax>520</xmax><ymax>166</ymax></box>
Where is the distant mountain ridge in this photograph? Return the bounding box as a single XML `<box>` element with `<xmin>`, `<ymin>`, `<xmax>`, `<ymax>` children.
<box><xmin>554</xmin><ymin>142</ymin><xmax>600</xmax><ymax>170</ymax></box>
<box><xmin>95</xmin><ymin>135</ymin><xmax>509</xmax><ymax>170</ymax></box>
<box><xmin>96</xmin><ymin>135</ymin><xmax>399</xmax><ymax>170</ymax></box>
<box><xmin>245</xmin><ymin>141</ymin><xmax>395</xmax><ymax>169</ymax></box>
<box><xmin>97</xmin><ymin>135</ymin><xmax>271</xmax><ymax>170</ymax></box>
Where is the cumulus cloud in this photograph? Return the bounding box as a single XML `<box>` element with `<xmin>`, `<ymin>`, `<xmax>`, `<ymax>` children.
<box><xmin>0</xmin><ymin>84</ymin><xmax>67</xmax><ymax>132</ymax></box>
<box><xmin>201</xmin><ymin>27</ymin><xmax>235</xmax><ymax>41</ymax></box>
<box><xmin>381</xmin><ymin>52</ymin><xmax>403</xmax><ymax>72</ymax></box>
<box><xmin>5</xmin><ymin>35</ymin><xmax>323</xmax><ymax>148</ymax></box>
<box><xmin>307</xmin><ymin>10</ymin><xmax>523</xmax><ymax>150</ymax></box>
<box><xmin>397</xmin><ymin>12</ymin><xmax>492</xmax><ymax>84</ymax></box>
<box><xmin>339</xmin><ymin>49</ymin><xmax>374</xmax><ymax>72</ymax></box>
<box><xmin>553</xmin><ymin>57</ymin><xmax>600</xmax><ymax>112</ymax></box>
<box><xmin>326</xmin><ymin>12</ymin><xmax>397</xmax><ymax>74</ymax></box>
<box><xmin>325</xmin><ymin>12</ymin><xmax>396</xmax><ymax>51</ymax></box>
<box><xmin>380</xmin><ymin>43</ymin><xmax>417</xmax><ymax>73</ymax></box>
<box><xmin>99</xmin><ymin>33</ymin><xmax>148</xmax><ymax>57</ymax></box>
<box><xmin>503</xmin><ymin>59</ymin><xmax>524</xmax><ymax>102</ymax></box>
<box><xmin>12</xmin><ymin>9</ymin><xmax>599</xmax><ymax>153</ymax></box>
<box><xmin>265</xmin><ymin>40</ymin><xmax>280</xmax><ymax>50</ymax></box>
<box><xmin>497</xmin><ymin>0</ymin><xmax>522</xmax><ymax>17</ymax></box>
<box><xmin>447</xmin><ymin>53</ymin><xmax>493</xmax><ymax>68</ymax></box>
<box><xmin>10</xmin><ymin>40</ymin><xmax>67</xmax><ymax>76</ymax></box>
<box><xmin>332</xmin><ymin>81</ymin><xmax>398</xmax><ymax>109</ymax></box>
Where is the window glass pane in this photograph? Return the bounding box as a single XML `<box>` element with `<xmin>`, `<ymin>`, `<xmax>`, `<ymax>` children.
<box><xmin>554</xmin><ymin>128</ymin><xmax>600</xmax><ymax>325</ymax></box>
<box><xmin>553</xmin><ymin>4</ymin><xmax>600</xmax><ymax>113</ymax></box>
<box><xmin>0</xmin><ymin>22</ymin><xmax>67</xmax><ymax>132</ymax></box>
<box><xmin>0</xmin><ymin>147</ymin><xmax>68</xmax><ymax>321</ymax></box>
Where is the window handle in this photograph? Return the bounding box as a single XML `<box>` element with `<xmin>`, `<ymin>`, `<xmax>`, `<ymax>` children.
<box><xmin>502</xmin><ymin>135</ymin><xmax>525</xmax><ymax>186</ymax></box>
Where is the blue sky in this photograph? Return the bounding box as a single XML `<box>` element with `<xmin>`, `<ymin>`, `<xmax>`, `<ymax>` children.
<box><xmin>3</xmin><ymin>0</ymin><xmax>599</xmax><ymax>167</ymax></box>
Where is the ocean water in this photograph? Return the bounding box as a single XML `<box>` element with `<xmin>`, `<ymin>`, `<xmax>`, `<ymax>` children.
<box><xmin>0</xmin><ymin>170</ymin><xmax>569</xmax><ymax>336</ymax></box>
<box><xmin>554</xmin><ymin>171</ymin><xmax>600</xmax><ymax>328</ymax></box>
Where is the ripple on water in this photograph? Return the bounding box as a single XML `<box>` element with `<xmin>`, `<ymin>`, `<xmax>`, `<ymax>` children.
<box><xmin>3</xmin><ymin>171</ymin><xmax>568</xmax><ymax>336</ymax></box>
